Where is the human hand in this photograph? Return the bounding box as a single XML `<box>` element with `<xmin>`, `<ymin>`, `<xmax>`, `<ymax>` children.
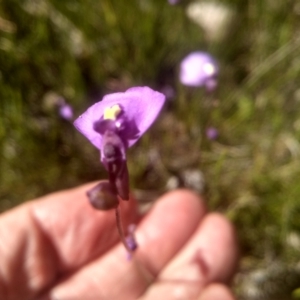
<box><xmin>0</xmin><ymin>182</ymin><xmax>238</xmax><ymax>300</ymax></box>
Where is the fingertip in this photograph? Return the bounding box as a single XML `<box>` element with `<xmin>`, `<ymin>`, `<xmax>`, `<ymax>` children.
<box><xmin>135</xmin><ymin>189</ymin><xmax>207</xmax><ymax>276</ymax></box>
<box><xmin>153</xmin><ymin>210</ymin><xmax>239</xmax><ymax>292</ymax></box>
<box><xmin>197</xmin><ymin>213</ymin><xmax>239</xmax><ymax>283</ymax></box>
<box><xmin>202</xmin><ymin>213</ymin><xmax>238</xmax><ymax>251</ymax></box>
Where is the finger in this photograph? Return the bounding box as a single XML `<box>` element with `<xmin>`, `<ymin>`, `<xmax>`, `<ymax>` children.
<box><xmin>139</xmin><ymin>213</ymin><xmax>239</xmax><ymax>299</ymax></box>
<box><xmin>198</xmin><ymin>283</ymin><xmax>236</xmax><ymax>300</ymax></box>
<box><xmin>42</xmin><ymin>190</ymin><xmax>207</xmax><ymax>300</ymax></box>
<box><xmin>0</xmin><ymin>182</ymin><xmax>136</xmax><ymax>300</ymax></box>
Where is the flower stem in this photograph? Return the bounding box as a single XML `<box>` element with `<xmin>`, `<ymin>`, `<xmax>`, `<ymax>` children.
<box><xmin>115</xmin><ymin>206</ymin><xmax>132</xmax><ymax>255</ymax></box>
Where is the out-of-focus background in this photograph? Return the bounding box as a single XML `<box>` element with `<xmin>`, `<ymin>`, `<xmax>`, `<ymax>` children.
<box><xmin>1</xmin><ymin>0</ymin><xmax>300</xmax><ymax>298</ymax></box>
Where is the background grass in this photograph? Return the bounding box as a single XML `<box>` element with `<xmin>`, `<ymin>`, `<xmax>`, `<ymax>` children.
<box><xmin>1</xmin><ymin>0</ymin><xmax>300</xmax><ymax>298</ymax></box>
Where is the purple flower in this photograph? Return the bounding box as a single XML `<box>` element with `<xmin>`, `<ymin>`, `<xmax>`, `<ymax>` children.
<box><xmin>59</xmin><ymin>103</ymin><xmax>74</xmax><ymax>120</ymax></box>
<box><xmin>74</xmin><ymin>87</ymin><xmax>165</xmax><ymax>150</ymax></box>
<box><xmin>179</xmin><ymin>51</ymin><xmax>218</xmax><ymax>91</ymax></box>
<box><xmin>74</xmin><ymin>87</ymin><xmax>165</xmax><ymax>257</ymax></box>
<box><xmin>74</xmin><ymin>87</ymin><xmax>165</xmax><ymax>200</ymax></box>
<box><xmin>168</xmin><ymin>0</ymin><xmax>180</xmax><ymax>5</ymax></box>
<box><xmin>56</xmin><ymin>97</ymin><xmax>74</xmax><ymax>120</ymax></box>
<box><xmin>206</xmin><ymin>127</ymin><xmax>219</xmax><ymax>140</ymax></box>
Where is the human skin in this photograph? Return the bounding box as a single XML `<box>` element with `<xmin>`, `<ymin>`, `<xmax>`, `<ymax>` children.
<box><xmin>0</xmin><ymin>182</ymin><xmax>239</xmax><ymax>300</ymax></box>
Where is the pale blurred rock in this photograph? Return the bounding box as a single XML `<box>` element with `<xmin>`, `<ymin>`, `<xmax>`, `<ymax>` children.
<box><xmin>186</xmin><ymin>1</ymin><xmax>235</xmax><ymax>42</ymax></box>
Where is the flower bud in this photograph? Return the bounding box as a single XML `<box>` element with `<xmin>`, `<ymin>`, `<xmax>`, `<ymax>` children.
<box><xmin>87</xmin><ymin>181</ymin><xmax>119</xmax><ymax>210</ymax></box>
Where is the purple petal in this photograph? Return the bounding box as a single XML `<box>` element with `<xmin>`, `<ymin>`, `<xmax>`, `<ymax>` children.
<box><xmin>74</xmin><ymin>87</ymin><xmax>165</xmax><ymax>150</ymax></box>
<box><xmin>179</xmin><ymin>52</ymin><xmax>218</xmax><ymax>88</ymax></box>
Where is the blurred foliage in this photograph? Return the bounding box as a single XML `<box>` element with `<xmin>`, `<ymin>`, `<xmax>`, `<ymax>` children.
<box><xmin>1</xmin><ymin>0</ymin><xmax>300</xmax><ymax>299</ymax></box>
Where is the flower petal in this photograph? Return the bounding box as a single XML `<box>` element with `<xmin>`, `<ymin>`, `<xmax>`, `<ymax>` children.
<box><xmin>74</xmin><ymin>86</ymin><xmax>165</xmax><ymax>149</ymax></box>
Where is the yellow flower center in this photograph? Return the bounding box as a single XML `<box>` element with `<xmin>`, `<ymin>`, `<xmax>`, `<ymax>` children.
<box><xmin>203</xmin><ymin>63</ymin><xmax>215</xmax><ymax>76</ymax></box>
<box><xmin>103</xmin><ymin>104</ymin><xmax>122</xmax><ymax>120</ymax></box>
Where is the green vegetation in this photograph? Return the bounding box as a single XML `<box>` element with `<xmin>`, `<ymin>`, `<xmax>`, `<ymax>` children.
<box><xmin>1</xmin><ymin>0</ymin><xmax>300</xmax><ymax>298</ymax></box>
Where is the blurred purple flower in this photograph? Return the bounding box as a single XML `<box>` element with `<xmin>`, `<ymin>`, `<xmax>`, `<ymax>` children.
<box><xmin>206</xmin><ymin>127</ymin><xmax>219</xmax><ymax>140</ymax></box>
<box><xmin>59</xmin><ymin>103</ymin><xmax>73</xmax><ymax>120</ymax></box>
<box><xmin>179</xmin><ymin>51</ymin><xmax>218</xmax><ymax>91</ymax></box>
<box><xmin>168</xmin><ymin>0</ymin><xmax>180</xmax><ymax>5</ymax></box>
<box><xmin>55</xmin><ymin>97</ymin><xmax>73</xmax><ymax>120</ymax></box>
